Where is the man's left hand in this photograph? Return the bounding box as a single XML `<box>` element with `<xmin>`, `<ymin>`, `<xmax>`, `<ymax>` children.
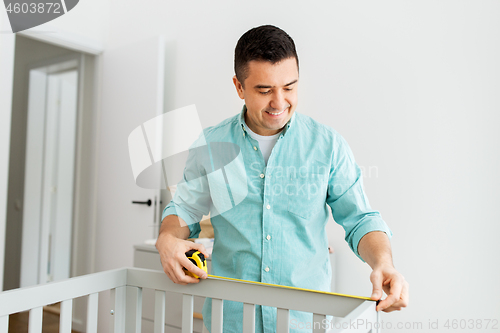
<box><xmin>370</xmin><ymin>265</ymin><xmax>409</xmax><ymax>312</ymax></box>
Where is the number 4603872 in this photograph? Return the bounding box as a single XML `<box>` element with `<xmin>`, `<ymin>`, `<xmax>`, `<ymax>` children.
<box><xmin>5</xmin><ymin>2</ymin><xmax>61</xmax><ymax>14</ymax></box>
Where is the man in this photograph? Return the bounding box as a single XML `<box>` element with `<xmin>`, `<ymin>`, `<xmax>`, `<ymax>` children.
<box><xmin>156</xmin><ymin>25</ymin><xmax>409</xmax><ymax>332</ymax></box>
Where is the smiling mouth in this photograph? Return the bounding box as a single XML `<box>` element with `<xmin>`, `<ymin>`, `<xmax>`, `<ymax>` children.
<box><xmin>265</xmin><ymin>107</ymin><xmax>288</xmax><ymax>116</ymax></box>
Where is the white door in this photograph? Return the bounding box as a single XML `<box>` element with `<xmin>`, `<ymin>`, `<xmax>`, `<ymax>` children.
<box><xmin>20</xmin><ymin>57</ymin><xmax>80</xmax><ymax>287</ymax></box>
<box><xmin>94</xmin><ymin>36</ymin><xmax>165</xmax><ymax>273</ymax></box>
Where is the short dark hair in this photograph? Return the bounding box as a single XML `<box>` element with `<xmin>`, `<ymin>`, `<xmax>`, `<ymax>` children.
<box><xmin>234</xmin><ymin>25</ymin><xmax>299</xmax><ymax>86</ymax></box>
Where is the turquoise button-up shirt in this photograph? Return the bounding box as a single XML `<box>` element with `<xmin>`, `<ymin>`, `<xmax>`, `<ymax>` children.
<box><xmin>162</xmin><ymin>106</ymin><xmax>392</xmax><ymax>333</ymax></box>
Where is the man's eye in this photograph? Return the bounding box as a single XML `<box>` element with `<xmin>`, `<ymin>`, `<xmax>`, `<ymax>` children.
<box><xmin>259</xmin><ymin>91</ymin><xmax>271</xmax><ymax>95</ymax></box>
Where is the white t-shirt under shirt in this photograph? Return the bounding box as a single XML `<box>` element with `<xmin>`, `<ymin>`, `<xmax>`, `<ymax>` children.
<box><xmin>243</xmin><ymin>121</ymin><xmax>282</xmax><ymax>164</ymax></box>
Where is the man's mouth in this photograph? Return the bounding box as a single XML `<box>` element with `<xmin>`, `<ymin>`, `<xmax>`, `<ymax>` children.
<box><xmin>265</xmin><ymin>107</ymin><xmax>288</xmax><ymax>116</ymax></box>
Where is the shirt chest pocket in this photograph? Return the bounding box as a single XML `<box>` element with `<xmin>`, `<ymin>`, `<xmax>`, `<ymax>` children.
<box><xmin>286</xmin><ymin>174</ymin><xmax>328</xmax><ymax>219</ymax></box>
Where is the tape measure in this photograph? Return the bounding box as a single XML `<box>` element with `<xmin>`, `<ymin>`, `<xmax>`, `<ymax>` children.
<box><xmin>184</xmin><ymin>250</ymin><xmax>373</xmax><ymax>301</ymax></box>
<box><xmin>184</xmin><ymin>249</ymin><xmax>208</xmax><ymax>278</ymax></box>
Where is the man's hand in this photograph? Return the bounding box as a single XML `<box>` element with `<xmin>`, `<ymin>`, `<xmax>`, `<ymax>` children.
<box><xmin>370</xmin><ymin>264</ymin><xmax>409</xmax><ymax>312</ymax></box>
<box><xmin>156</xmin><ymin>215</ymin><xmax>210</xmax><ymax>285</ymax></box>
<box><xmin>358</xmin><ymin>231</ymin><xmax>409</xmax><ymax>312</ymax></box>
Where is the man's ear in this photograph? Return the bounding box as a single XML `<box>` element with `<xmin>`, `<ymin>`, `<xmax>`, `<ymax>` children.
<box><xmin>233</xmin><ymin>75</ymin><xmax>245</xmax><ymax>100</ymax></box>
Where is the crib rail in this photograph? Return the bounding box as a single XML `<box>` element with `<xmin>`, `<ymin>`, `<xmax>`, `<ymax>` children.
<box><xmin>0</xmin><ymin>267</ymin><xmax>380</xmax><ymax>333</ymax></box>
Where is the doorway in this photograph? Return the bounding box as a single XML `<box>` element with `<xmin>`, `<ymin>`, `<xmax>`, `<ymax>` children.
<box><xmin>3</xmin><ymin>35</ymin><xmax>99</xmax><ymax>301</ymax></box>
<box><xmin>1</xmin><ymin>32</ymin><xmax>100</xmax><ymax>332</ymax></box>
<box><xmin>20</xmin><ymin>57</ymin><xmax>79</xmax><ymax>287</ymax></box>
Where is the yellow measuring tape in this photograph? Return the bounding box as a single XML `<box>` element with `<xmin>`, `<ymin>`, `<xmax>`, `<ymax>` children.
<box><xmin>186</xmin><ymin>250</ymin><xmax>373</xmax><ymax>301</ymax></box>
<box><xmin>206</xmin><ymin>274</ymin><xmax>372</xmax><ymax>301</ymax></box>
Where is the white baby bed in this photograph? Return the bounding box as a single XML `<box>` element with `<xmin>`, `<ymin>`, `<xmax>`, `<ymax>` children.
<box><xmin>0</xmin><ymin>267</ymin><xmax>380</xmax><ymax>333</ymax></box>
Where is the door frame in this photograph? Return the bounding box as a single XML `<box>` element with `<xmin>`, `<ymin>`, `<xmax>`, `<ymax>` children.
<box><xmin>0</xmin><ymin>10</ymin><xmax>16</xmax><ymax>292</ymax></box>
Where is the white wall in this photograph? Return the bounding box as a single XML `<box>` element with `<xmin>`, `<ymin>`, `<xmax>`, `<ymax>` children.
<box><xmin>100</xmin><ymin>1</ymin><xmax>500</xmax><ymax>331</ymax></box>
<box><xmin>40</xmin><ymin>0</ymin><xmax>110</xmax><ymax>48</ymax></box>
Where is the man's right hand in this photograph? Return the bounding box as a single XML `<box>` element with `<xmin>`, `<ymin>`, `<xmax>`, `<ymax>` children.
<box><xmin>156</xmin><ymin>216</ymin><xmax>209</xmax><ymax>285</ymax></box>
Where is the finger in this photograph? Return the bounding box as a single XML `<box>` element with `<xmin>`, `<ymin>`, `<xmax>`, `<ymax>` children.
<box><xmin>179</xmin><ymin>273</ymin><xmax>200</xmax><ymax>284</ymax></box>
<box><xmin>172</xmin><ymin>262</ymin><xmax>201</xmax><ymax>284</ymax></box>
<box><xmin>370</xmin><ymin>271</ymin><xmax>383</xmax><ymax>301</ymax></box>
<box><xmin>164</xmin><ymin>266</ymin><xmax>187</xmax><ymax>285</ymax></box>
<box><xmin>401</xmin><ymin>280</ymin><xmax>409</xmax><ymax>307</ymax></box>
<box><xmin>390</xmin><ymin>280</ymin><xmax>409</xmax><ymax>308</ymax></box>
<box><xmin>179</xmin><ymin>256</ymin><xmax>208</xmax><ymax>279</ymax></box>
<box><xmin>377</xmin><ymin>277</ymin><xmax>403</xmax><ymax>311</ymax></box>
<box><xmin>383</xmin><ymin>307</ymin><xmax>402</xmax><ymax>313</ymax></box>
<box><xmin>382</xmin><ymin>281</ymin><xmax>409</xmax><ymax>312</ymax></box>
<box><xmin>164</xmin><ymin>256</ymin><xmax>200</xmax><ymax>285</ymax></box>
<box><xmin>164</xmin><ymin>261</ymin><xmax>188</xmax><ymax>285</ymax></box>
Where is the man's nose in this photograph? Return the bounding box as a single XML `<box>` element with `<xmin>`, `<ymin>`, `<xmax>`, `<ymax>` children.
<box><xmin>270</xmin><ymin>91</ymin><xmax>288</xmax><ymax>111</ymax></box>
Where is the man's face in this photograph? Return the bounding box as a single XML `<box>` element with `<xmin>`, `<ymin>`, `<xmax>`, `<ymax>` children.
<box><xmin>233</xmin><ymin>57</ymin><xmax>299</xmax><ymax>136</ymax></box>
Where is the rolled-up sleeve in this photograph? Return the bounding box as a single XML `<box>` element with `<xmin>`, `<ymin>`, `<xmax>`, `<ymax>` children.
<box><xmin>326</xmin><ymin>135</ymin><xmax>392</xmax><ymax>262</ymax></box>
<box><xmin>161</xmin><ymin>137</ymin><xmax>212</xmax><ymax>239</ymax></box>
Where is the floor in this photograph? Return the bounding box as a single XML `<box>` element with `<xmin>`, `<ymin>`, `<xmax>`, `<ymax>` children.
<box><xmin>8</xmin><ymin>303</ymin><xmax>80</xmax><ymax>333</ymax></box>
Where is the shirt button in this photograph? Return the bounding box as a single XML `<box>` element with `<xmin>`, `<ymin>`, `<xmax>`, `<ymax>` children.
<box><xmin>266</xmin><ymin>204</ymin><xmax>271</xmax><ymax>210</ymax></box>
<box><xmin>266</xmin><ymin>235</ymin><xmax>271</xmax><ymax>240</ymax></box>
<box><xmin>265</xmin><ymin>267</ymin><xmax>270</xmax><ymax>272</ymax></box>
<box><xmin>260</xmin><ymin>173</ymin><xmax>265</xmax><ymax>178</ymax></box>
<box><xmin>253</xmin><ymin>146</ymin><xmax>258</xmax><ymax>151</ymax></box>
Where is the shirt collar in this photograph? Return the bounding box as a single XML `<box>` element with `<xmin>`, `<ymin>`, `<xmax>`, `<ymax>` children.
<box><xmin>238</xmin><ymin>105</ymin><xmax>295</xmax><ymax>137</ymax></box>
